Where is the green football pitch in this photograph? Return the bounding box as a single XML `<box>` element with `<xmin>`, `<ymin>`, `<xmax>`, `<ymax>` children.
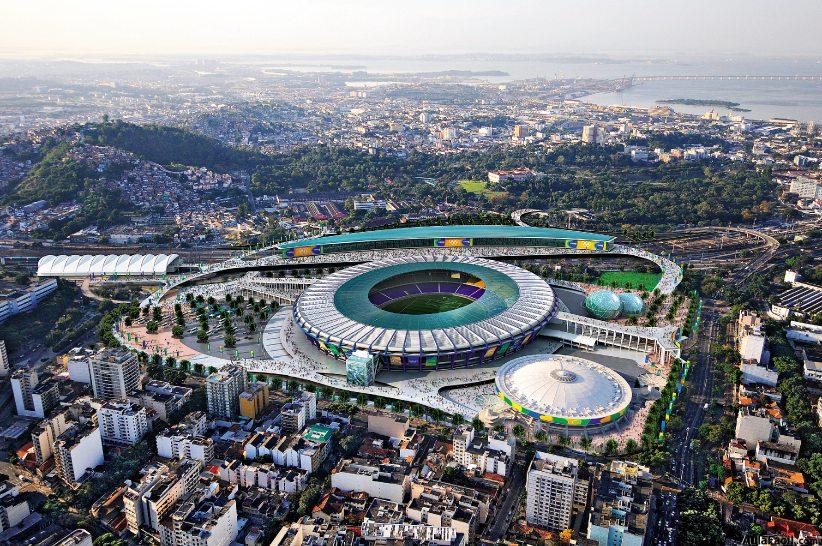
<box><xmin>381</xmin><ymin>293</ymin><xmax>473</xmax><ymax>315</ymax></box>
<box><xmin>597</xmin><ymin>271</ymin><xmax>662</xmax><ymax>290</ymax></box>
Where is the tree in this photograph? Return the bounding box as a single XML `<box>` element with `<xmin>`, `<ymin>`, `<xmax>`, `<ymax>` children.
<box><xmin>152</xmin><ymin>306</ymin><xmax>162</xmax><ymax>322</ymax></box>
<box><xmin>513</xmin><ymin>424</ymin><xmax>526</xmax><ymax>439</ymax></box>
<box><xmin>224</xmin><ymin>334</ymin><xmax>236</xmax><ymax>348</ymax></box>
<box><xmin>146</xmin><ymin>320</ymin><xmax>158</xmax><ymax>334</ymax></box>
<box><xmin>579</xmin><ymin>436</ymin><xmax>593</xmax><ymax>451</ymax></box>
<box><xmin>197</xmin><ymin>329</ymin><xmax>209</xmax><ymax>343</ymax></box>
<box><xmin>172</xmin><ymin>324</ymin><xmax>184</xmax><ymax>338</ymax></box>
<box><xmin>452</xmin><ymin>413</ymin><xmax>465</xmax><ymax>426</ymax></box>
<box><xmin>471</xmin><ymin>416</ymin><xmax>485</xmax><ymax>432</ymax></box>
<box><xmin>625</xmin><ymin>438</ymin><xmax>638</xmax><ymax>453</ymax></box>
<box><xmin>725</xmin><ymin>482</ymin><xmax>745</xmax><ymax>505</ymax></box>
<box><xmin>605</xmin><ymin>439</ymin><xmax>619</xmax><ymax>456</ymax></box>
<box><xmin>535</xmin><ymin>430</ymin><xmax>548</xmax><ymax>443</ymax></box>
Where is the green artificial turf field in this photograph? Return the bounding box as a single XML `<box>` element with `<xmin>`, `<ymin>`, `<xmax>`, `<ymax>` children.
<box><xmin>597</xmin><ymin>271</ymin><xmax>662</xmax><ymax>291</ymax></box>
<box><xmin>381</xmin><ymin>293</ymin><xmax>473</xmax><ymax>315</ymax></box>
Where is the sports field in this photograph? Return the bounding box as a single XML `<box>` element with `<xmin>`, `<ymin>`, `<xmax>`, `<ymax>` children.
<box><xmin>597</xmin><ymin>271</ymin><xmax>661</xmax><ymax>291</ymax></box>
<box><xmin>457</xmin><ymin>179</ymin><xmax>508</xmax><ymax>199</ymax></box>
<box><xmin>381</xmin><ymin>293</ymin><xmax>473</xmax><ymax>315</ymax></box>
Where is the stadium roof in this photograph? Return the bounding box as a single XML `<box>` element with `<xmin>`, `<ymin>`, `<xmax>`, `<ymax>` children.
<box><xmin>37</xmin><ymin>254</ymin><xmax>180</xmax><ymax>277</ymax></box>
<box><xmin>333</xmin><ymin>260</ymin><xmax>519</xmax><ymax>330</ymax></box>
<box><xmin>279</xmin><ymin>225</ymin><xmax>614</xmax><ymax>250</ymax></box>
<box><xmin>496</xmin><ymin>354</ymin><xmax>631</xmax><ymax>424</ymax></box>
<box><xmin>294</xmin><ymin>255</ymin><xmax>556</xmax><ymax>354</ymax></box>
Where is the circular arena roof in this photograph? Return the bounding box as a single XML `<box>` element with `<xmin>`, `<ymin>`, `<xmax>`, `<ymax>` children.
<box><xmin>496</xmin><ymin>354</ymin><xmax>632</xmax><ymax>426</ymax></box>
<box><xmin>294</xmin><ymin>255</ymin><xmax>557</xmax><ymax>355</ymax></box>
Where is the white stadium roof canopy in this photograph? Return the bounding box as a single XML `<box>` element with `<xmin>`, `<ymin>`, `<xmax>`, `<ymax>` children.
<box><xmin>37</xmin><ymin>254</ymin><xmax>180</xmax><ymax>277</ymax></box>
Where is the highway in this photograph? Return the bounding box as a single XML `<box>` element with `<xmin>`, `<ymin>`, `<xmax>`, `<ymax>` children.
<box><xmin>671</xmin><ymin>303</ymin><xmax>719</xmax><ymax>486</ymax></box>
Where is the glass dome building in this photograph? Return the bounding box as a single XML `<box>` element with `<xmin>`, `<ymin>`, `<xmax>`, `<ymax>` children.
<box><xmin>619</xmin><ymin>293</ymin><xmax>645</xmax><ymax>316</ymax></box>
<box><xmin>584</xmin><ymin>290</ymin><xmax>623</xmax><ymax>320</ymax></box>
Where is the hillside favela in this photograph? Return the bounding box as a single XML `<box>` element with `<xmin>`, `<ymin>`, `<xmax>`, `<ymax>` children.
<box><xmin>0</xmin><ymin>2</ymin><xmax>820</xmax><ymax>546</ymax></box>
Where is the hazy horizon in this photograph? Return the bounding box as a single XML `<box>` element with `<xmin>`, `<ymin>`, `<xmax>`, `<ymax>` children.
<box><xmin>2</xmin><ymin>0</ymin><xmax>822</xmax><ymax>59</ymax></box>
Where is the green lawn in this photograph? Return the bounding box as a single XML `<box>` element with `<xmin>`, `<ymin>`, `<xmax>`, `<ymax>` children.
<box><xmin>597</xmin><ymin>271</ymin><xmax>662</xmax><ymax>291</ymax></box>
<box><xmin>457</xmin><ymin>179</ymin><xmax>507</xmax><ymax>199</ymax></box>
<box><xmin>381</xmin><ymin>294</ymin><xmax>472</xmax><ymax>315</ymax></box>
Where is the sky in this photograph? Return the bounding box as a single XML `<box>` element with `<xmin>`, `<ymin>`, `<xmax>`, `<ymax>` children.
<box><xmin>1</xmin><ymin>0</ymin><xmax>821</xmax><ymax>58</ymax></box>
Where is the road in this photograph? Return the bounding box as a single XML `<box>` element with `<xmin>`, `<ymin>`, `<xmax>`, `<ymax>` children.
<box><xmin>484</xmin><ymin>453</ymin><xmax>527</xmax><ymax>541</ymax></box>
<box><xmin>671</xmin><ymin>301</ymin><xmax>719</xmax><ymax>486</ymax></box>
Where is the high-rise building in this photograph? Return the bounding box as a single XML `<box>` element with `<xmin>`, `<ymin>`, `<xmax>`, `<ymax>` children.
<box><xmin>239</xmin><ymin>381</ymin><xmax>270</xmax><ymax>419</ymax></box>
<box><xmin>158</xmin><ymin>496</ymin><xmax>238</xmax><ymax>546</ymax></box>
<box><xmin>513</xmin><ymin>124</ymin><xmax>528</xmax><ymax>139</ymax></box>
<box><xmin>588</xmin><ymin>461</ymin><xmax>653</xmax><ymax>546</ymax></box>
<box><xmin>205</xmin><ymin>365</ymin><xmax>246</xmax><ymax>419</ymax></box>
<box><xmin>54</xmin><ymin>423</ymin><xmax>104</xmax><ymax>486</ymax></box>
<box><xmin>280</xmin><ymin>391</ymin><xmax>317</xmax><ymax>434</ymax></box>
<box><xmin>123</xmin><ymin>459</ymin><xmax>201</xmax><ymax>536</ymax></box>
<box><xmin>0</xmin><ymin>481</ymin><xmax>31</xmax><ymax>533</ymax></box>
<box><xmin>525</xmin><ymin>452</ymin><xmax>579</xmax><ymax>531</ymax></box>
<box><xmin>789</xmin><ymin>177</ymin><xmax>822</xmax><ymax>200</ymax></box>
<box><xmin>90</xmin><ymin>349</ymin><xmax>140</xmax><ymax>400</ymax></box>
<box><xmin>97</xmin><ymin>400</ymin><xmax>149</xmax><ymax>446</ymax></box>
<box><xmin>11</xmin><ymin>367</ymin><xmax>59</xmax><ymax>418</ymax></box>
<box><xmin>156</xmin><ymin>411</ymin><xmax>213</xmax><ymax>463</ymax></box>
<box><xmin>31</xmin><ymin>410</ymin><xmax>71</xmax><ymax>466</ymax></box>
<box><xmin>582</xmin><ymin>124</ymin><xmax>605</xmax><ymax>145</ymax></box>
<box><xmin>0</xmin><ymin>340</ymin><xmax>9</xmax><ymax>376</ymax></box>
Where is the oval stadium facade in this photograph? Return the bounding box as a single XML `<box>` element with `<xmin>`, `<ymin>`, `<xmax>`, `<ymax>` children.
<box><xmin>293</xmin><ymin>255</ymin><xmax>557</xmax><ymax>371</ymax></box>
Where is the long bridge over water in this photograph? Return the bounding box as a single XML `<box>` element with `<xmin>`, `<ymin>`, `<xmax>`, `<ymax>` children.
<box><xmin>629</xmin><ymin>74</ymin><xmax>822</xmax><ymax>82</ymax></box>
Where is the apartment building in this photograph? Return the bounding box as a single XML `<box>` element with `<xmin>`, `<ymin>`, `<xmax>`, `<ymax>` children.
<box><xmin>525</xmin><ymin>452</ymin><xmax>580</xmax><ymax>531</ymax></box>
<box><xmin>133</xmin><ymin>380</ymin><xmax>192</xmax><ymax>422</ymax></box>
<box><xmin>158</xmin><ymin>496</ymin><xmax>238</xmax><ymax>546</ymax></box>
<box><xmin>97</xmin><ymin>400</ymin><xmax>149</xmax><ymax>446</ymax></box>
<box><xmin>588</xmin><ymin>461</ymin><xmax>653</xmax><ymax>546</ymax></box>
<box><xmin>205</xmin><ymin>365</ymin><xmax>246</xmax><ymax>419</ymax></box>
<box><xmin>331</xmin><ymin>459</ymin><xmax>412</xmax><ymax>504</ymax></box>
<box><xmin>123</xmin><ymin>459</ymin><xmax>201</xmax><ymax>536</ymax></box>
<box><xmin>11</xmin><ymin>367</ymin><xmax>59</xmax><ymax>418</ymax></box>
<box><xmin>54</xmin><ymin>423</ymin><xmax>104</xmax><ymax>486</ymax></box>
<box><xmin>0</xmin><ymin>481</ymin><xmax>31</xmax><ymax>533</ymax></box>
<box><xmin>0</xmin><ymin>340</ymin><xmax>8</xmax><ymax>376</ymax></box>
<box><xmin>156</xmin><ymin>411</ymin><xmax>213</xmax><ymax>463</ymax></box>
<box><xmin>280</xmin><ymin>391</ymin><xmax>317</xmax><ymax>434</ymax></box>
<box><xmin>31</xmin><ymin>410</ymin><xmax>71</xmax><ymax>466</ymax></box>
<box><xmin>452</xmin><ymin>425</ymin><xmax>514</xmax><ymax>477</ymax></box>
<box><xmin>239</xmin><ymin>381</ymin><xmax>270</xmax><ymax>419</ymax></box>
<box><xmin>90</xmin><ymin>348</ymin><xmax>140</xmax><ymax>400</ymax></box>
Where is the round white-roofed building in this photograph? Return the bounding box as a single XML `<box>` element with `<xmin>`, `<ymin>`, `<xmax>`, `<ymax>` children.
<box><xmin>496</xmin><ymin>353</ymin><xmax>631</xmax><ymax>430</ymax></box>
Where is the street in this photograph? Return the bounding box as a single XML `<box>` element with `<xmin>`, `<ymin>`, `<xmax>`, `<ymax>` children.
<box><xmin>484</xmin><ymin>452</ymin><xmax>527</xmax><ymax>541</ymax></box>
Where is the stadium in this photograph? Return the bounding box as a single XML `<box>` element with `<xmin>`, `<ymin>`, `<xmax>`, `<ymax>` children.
<box><xmin>279</xmin><ymin>224</ymin><xmax>614</xmax><ymax>258</ymax></box>
<box><xmin>495</xmin><ymin>354</ymin><xmax>632</xmax><ymax>431</ymax></box>
<box><xmin>293</xmin><ymin>255</ymin><xmax>558</xmax><ymax>370</ymax></box>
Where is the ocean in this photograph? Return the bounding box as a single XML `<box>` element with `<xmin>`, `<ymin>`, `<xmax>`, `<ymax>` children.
<box><xmin>262</xmin><ymin>55</ymin><xmax>822</xmax><ymax>123</ymax></box>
